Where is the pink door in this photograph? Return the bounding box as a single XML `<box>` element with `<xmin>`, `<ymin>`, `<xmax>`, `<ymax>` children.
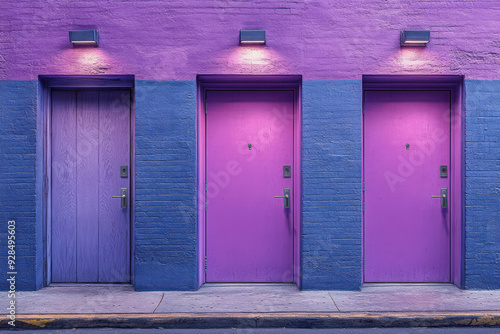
<box><xmin>51</xmin><ymin>90</ymin><xmax>131</xmax><ymax>283</ymax></box>
<box><xmin>206</xmin><ymin>90</ymin><xmax>294</xmax><ymax>282</ymax></box>
<box><xmin>364</xmin><ymin>90</ymin><xmax>451</xmax><ymax>282</ymax></box>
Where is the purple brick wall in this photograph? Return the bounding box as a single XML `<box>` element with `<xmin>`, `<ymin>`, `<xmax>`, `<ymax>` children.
<box><xmin>1</xmin><ymin>0</ymin><xmax>499</xmax><ymax>80</ymax></box>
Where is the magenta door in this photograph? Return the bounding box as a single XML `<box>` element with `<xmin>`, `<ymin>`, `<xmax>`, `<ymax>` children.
<box><xmin>51</xmin><ymin>90</ymin><xmax>131</xmax><ymax>283</ymax></box>
<box><xmin>364</xmin><ymin>90</ymin><xmax>451</xmax><ymax>282</ymax></box>
<box><xmin>205</xmin><ymin>90</ymin><xmax>294</xmax><ymax>282</ymax></box>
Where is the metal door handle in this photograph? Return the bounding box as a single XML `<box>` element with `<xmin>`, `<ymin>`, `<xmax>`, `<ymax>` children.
<box><xmin>274</xmin><ymin>188</ymin><xmax>290</xmax><ymax>209</ymax></box>
<box><xmin>431</xmin><ymin>187</ymin><xmax>447</xmax><ymax>209</ymax></box>
<box><xmin>112</xmin><ymin>188</ymin><xmax>127</xmax><ymax>209</ymax></box>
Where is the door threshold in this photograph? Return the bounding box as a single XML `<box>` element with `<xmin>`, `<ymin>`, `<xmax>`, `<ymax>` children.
<box><xmin>363</xmin><ymin>283</ymin><xmax>455</xmax><ymax>287</ymax></box>
<box><xmin>203</xmin><ymin>283</ymin><xmax>297</xmax><ymax>288</ymax></box>
<box><xmin>49</xmin><ymin>283</ymin><xmax>133</xmax><ymax>287</ymax></box>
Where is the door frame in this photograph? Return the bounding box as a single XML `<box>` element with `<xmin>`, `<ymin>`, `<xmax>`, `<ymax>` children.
<box><xmin>362</xmin><ymin>75</ymin><xmax>464</xmax><ymax>287</ymax></box>
<box><xmin>38</xmin><ymin>75</ymin><xmax>135</xmax><ymax>286</ymax></box>
<box><xmin>197</xmin><ymin>75</ymin><xmax>302</xmax><ymax>288</ymax></box>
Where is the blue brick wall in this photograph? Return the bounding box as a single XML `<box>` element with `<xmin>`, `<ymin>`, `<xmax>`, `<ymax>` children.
<box><xmin>134</xmin><ymin>81</ymin><xmax>198</xmax><ymax>290</ymax></box>
<box><xmin>0</xmin><ymin>81</ymin><xmax>39</xmax><ymax>290</ymax></box>
<box><xmin>301</xmin><ymin>80</ymin><xmax>363</xmax><ymax>290</ymax></box>
<box><xmin>1</xmin><ymin>78</ymin><xmax>499</xmax><ymax>291</ymax></box>
<box><xmin>464</xmin><ymin>80</ymin><xmax>500</xmax><ymax>289</ymax></box>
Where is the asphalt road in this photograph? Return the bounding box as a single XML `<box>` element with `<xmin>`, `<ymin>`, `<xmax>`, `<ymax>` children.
<box><xmin>6</xmin><ymin>328</ymin><xmax>500</xmax><ymax>333</ymax></box>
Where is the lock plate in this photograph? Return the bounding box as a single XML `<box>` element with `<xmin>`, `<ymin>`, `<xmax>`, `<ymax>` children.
<box><xmin>120</xmin><ymin>165</ymin><xmax>128</xmax><ymax>178</ymax></box>
<box><xmin>440</xmin><ymin>165</ymin><xmax>447</xmax><ymax>178</ymax></box>
<box><xmin>283</xmin><ymin>165</ymin><xmax>291</xmax><ymax>178</ymax></box>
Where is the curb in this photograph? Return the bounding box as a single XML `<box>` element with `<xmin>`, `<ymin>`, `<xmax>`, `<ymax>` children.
<box><xmin>2</xmin><ymin>312</ymin><xmax>500</xmax><ymax>329</ymax></box>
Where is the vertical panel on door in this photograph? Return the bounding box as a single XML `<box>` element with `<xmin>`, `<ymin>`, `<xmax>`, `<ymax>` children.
<box><xmin>98</xmin><ymin>91</ymin><xmax>131</xmax><ymax>282</ymax></box>
<box><xmin>364</xmin><ymin>90</ymin><xmax>451</xmax><ymax>283</ymax></box>
<box><xmin>205</xmin><ymin>90</ymin><xmax>294</xmax><ymax>282</ymax></box>
<box><xmin>76</xmin><ymin>91</ymin><xmax>100</xmax><ymax>282</ymax></box>
<box><xmin>51</xmin><ymin>91</ymin><xmax>78</xmax><ymax>282</ymax></box>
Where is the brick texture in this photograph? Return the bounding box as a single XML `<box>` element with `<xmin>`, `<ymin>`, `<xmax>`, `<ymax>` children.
<box><xmin>464</xmin><ymin>81</ymin><xmax>500</xmax><ymax>289</ymax></box>
<box><xmin>134</xmin><ymin>81</ymin><xmax>198</xmax><ymax>290</ymax></box>
<box><xmin>0</xmin><ymin>81</ymin><xmax>38</xmax><ymax>290</ymax></box>
<box><xmin>2</xmin><ymin>1</ymin><xmax>500</xmax><ymax>80</ymax></box>
<box><xmin>302</xmin><ymin>80</ymin><xmax>363</xmax><ymax>290</ymax></box>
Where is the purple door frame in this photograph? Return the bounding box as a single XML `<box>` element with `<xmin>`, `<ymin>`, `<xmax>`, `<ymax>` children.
<box><xmin>39</xmin><ymin>75</ymin><xmax>135</xmax><ymax>286</ymax></box>
<box><xmin>197</xmin><ymin>75</ymin><xmax>302</xmax><ymax>287</ymax></box>
<box><xmin>362</xmin><ymin>75</ymin><xmax>464</xmax><ymax>287</ymax></box>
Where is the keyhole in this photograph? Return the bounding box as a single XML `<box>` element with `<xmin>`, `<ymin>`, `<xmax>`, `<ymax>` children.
<box><xmin>248</xmin><ymin>143</ymin><xmax>252</xmax><ymax>150</ymax></box>
<box><xmin>406</xmin><ymin>143</ymin><xmax>410</xmax><ymax>150</ymax></box>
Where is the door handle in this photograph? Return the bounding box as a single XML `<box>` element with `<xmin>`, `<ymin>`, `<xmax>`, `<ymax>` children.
<box><xmin>431</xmin><ymin>187</ymin><xmax>447</xmax><ymax>209</ymax></box>
<box><xmin>274</xmin><ymin>188</ymin><xmax>290</xmax><ymax>209</ymax></box>
<box><xmin>112</xmin><ymin>188</ymin><xmax>127</xmax><ymax>209</ymax></box>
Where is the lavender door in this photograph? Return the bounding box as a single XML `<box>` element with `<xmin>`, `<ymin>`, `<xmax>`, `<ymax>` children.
<box><xmin>364</xmin><ymin>90</ymin><xmax>451</xmax><ymax>282</ymax></box>
<box><xmin>206</xmin><ymin>90</ymin><xmax>294</xmax><ymax>282</ymax></box>
<box><xmin>51</xmin><ymin>90</ymin><xmax>131</xmax><ymax>283</ymax></box>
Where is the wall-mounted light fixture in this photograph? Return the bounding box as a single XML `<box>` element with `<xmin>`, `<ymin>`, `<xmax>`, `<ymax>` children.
<box><xmin>69</xmin><ymin>30</ymin><xmax>99</xmax><ymax>46</ymax></box>
<box><xmin>239</xmin><ymin>30</ymin><xmax>266</xmax><ymax>45</ymax></box>
<box><xmin>400</xmin><ymin>30</ymin><xmax>430</xmax><ymax>47</ymax></box>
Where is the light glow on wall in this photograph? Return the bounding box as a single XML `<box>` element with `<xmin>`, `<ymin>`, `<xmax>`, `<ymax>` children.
<box><xmin>236</xmin><ymin>47</ymin><xmax>271</xmax><ymax>65</ymax></box>
<box><xmin>395</xmin><ymin>48</ymin><xmax>431</xmax><ymax>70</ymax></box>
<box><xmin>78</xmin><ymin>51</ymin><xmax>103</xmax><ymax>66</ymax></box>
<box><xmin>218</xmin><ymin>45</ymin><xmax>288</xmax><ymax>74</ymax></box>
<box><xmin>51</xmin><ymin>48</ymin><xmax>115</xmax><ymax>74</ymax></box>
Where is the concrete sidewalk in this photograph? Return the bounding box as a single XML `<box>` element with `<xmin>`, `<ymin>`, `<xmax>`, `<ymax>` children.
<box><xmin>1</xmin><ymin>284</ymin><xmax>500</xmax><ymax>329</ymax></box>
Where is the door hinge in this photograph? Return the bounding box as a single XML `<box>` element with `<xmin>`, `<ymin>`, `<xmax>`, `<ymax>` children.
<box><xmin>363</xmin><ymin>182</ymin><xmax>365</xmax><ymax>191</ymax></box>
<box><xmin>205</xmin><ymin>256</ymin><xmax>207</xmax><ymax>273</ymax></box>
